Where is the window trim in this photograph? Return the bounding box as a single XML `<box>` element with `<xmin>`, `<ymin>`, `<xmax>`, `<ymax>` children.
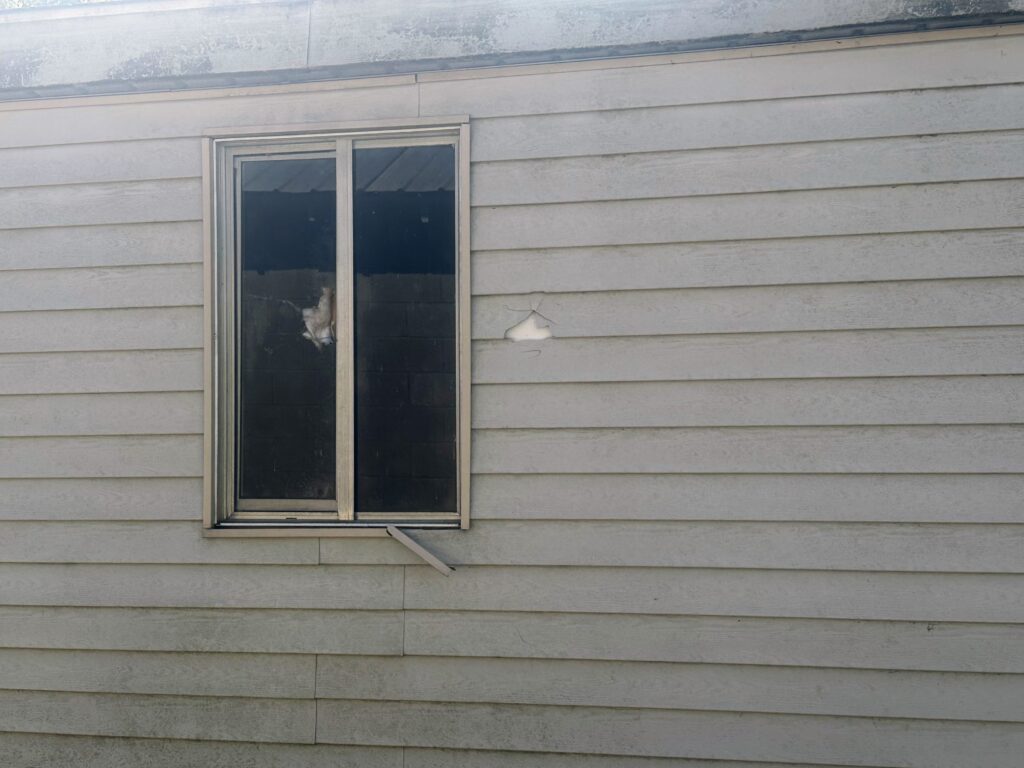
<box><xmin>201</xmin><ymin>116</ymin><xmax>471</xmax><ymax>536</ymax></box>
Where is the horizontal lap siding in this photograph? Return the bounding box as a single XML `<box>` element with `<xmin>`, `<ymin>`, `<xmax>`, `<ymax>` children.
<box><xmin>0</xmin><ymin>564</ymin><xmax>403</xmax><ymax>609</ymax></box>
<box><xmin>472</xmin><ymin>131</ymin><xmax>1024</xmax><ymax>204</ymax></box>
<box><xmin>314</xmin><ymin>655</ymin><xmax>1024</xmax><ymax>722</ymax></box>
<box><xmin>0</xmin><ymin>222</ymin><xmax>202</xmax><ymax>271</ymax></box>
<box><xmin>472</xmin><ymin>376</ymin><xmax>1024</xmax><ymax>427</ymax></box>
<box><xmin>471</xmin><ymin>278</ymin><xmax>1024</xmax><ymax>338</ymax></box>
<box><xmin>316</xmin><ymin>700</ymin><xmax>1024</xmax><ymax>768</ymax></box>
<box><xmin>471</xmin><ymin>230</ymin><xmax>1024</xmax><ymax>294</ymax></box>
<box><xmin>0</xmin><ymin>67</ymin><xmax>417</xmax><ymax>768</ymax></box>
<box><xmin>0</xmin><ymin>30</ymin><xmax>1022</xmax><ymax>768</ymax></box>
<box><xmin>0</xmin><ymin>435</ymin><xmax>202</xmax><ymax>478</ymax></box>
<box><xmin>0</xmin><ymin>307</ymin><xmax>201</xmax><ymax>353</ymax></box>
<box><xmin>0</xmin><ymin>648</ymin><xmax>316</xmax><ymax>698</ymax></box>
<box><xmin>472</xmin><ymin>327</ymin><xmax>1024</xmax><ymax>382</ymax></box>
<box><xmin>402</xmin><ymin>612</ymin><xmax>1024</xmax><ymax>672</ymax></box>
<box><xmin>0</xmin><ymin>82</ymin><xmax>420</xmax><ymax>148</ymax></box>
<box><xmin>472</xmin><ymin>426</ymin><xmax>1024</xmax><ymax>473</ymax></box>
<box><xmin>0</xmin><ymin>734</ymin><xmax>402</xmax><ymax>768</ymax></box>
<box><xmin>0</xmin><ymin>139</ymin><xmax>202</xmax><ymax>189</ymax></box>
<box><xmin>0</xmin><ymin>179</ymin><xmax>201</xmax><ymax>230</ymax></box>
<box><xmin>0</xmin><ymin>478</ymin><xmax>202</xmax><ymax>520</ymax></box>
<box><xmin>319</xmin><ymin>520</ymin><xmax>1024</xmax><ymax>572</ymax></box>
<box><xmin>469</xmin><ymin>82</ymin><xmax>1024</xmax><ymax>161</ymax></box>
<box><xmin>0</xmin><ymin>350</ymin><xmax>202</xmax><ymax>395</ymax></box>
<box><xmin>0</xmin><ymin>392</ymin><xmax>202</xmax><ymax>436</ymax></box>
<box><xmin>469</xmin><ymin>473</ymin><xmax>1024</xmax><ymax>522</ymax></box>
<box><xmin>0</xmin><ymin>263</ymin><xmax>202</xmax><ymax>312</ymax></box>
<box><xmin>0</xmin><ymin>690</ymin><xmax>315</xmax><ymax>743</ymax></box>
<box><xmin>0</xmin><ymin>606</ymin><xmax>404</xmax><ymax>655</ymax></box>
<box><xmin>472</xmin><ymin>180</ymin><xmax>1024</xmax><ymax>249</ymax></box>
<box><xmin>403</xmin><ymin>566</ymin><xmax>1024</xmax><ymax>622</ymax></box>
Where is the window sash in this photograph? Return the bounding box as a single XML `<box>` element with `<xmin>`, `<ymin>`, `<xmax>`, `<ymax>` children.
<box><xmin>208</xmin><ymin>124</ymin><xmax>468</xmax><ymax>528</ymax></box>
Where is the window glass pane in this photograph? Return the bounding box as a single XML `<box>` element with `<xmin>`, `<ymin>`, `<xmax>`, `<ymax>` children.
<box><xmin>353</xmin><ymin>145</ymin><xmax>457</xmax><ymax>514</ymax></box>
<box><xmin>237</xmin><ymin>156</ymin><xmax>337</xmax><ymax>502</ymax></box>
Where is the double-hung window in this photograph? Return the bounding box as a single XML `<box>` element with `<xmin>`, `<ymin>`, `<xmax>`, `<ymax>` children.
<box><xmin>203</xmin><ymin>119</ymin><xmax>470</xmax><ymax>533</ymax></box>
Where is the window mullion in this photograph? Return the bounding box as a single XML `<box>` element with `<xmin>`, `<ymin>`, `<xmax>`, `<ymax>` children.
<box><xmin>336</xmin><ymin>138</ymin><xmax>355</xmax><ymax>521</ymax></box>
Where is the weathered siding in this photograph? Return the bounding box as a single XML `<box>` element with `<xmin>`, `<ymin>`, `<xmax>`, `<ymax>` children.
<box><xmin>0</xmin><ymin>28</ymin><xmax>1022</xmax><ymax>767</ymax></box>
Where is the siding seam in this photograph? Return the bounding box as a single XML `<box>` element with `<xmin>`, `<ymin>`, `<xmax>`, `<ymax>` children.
<box><xmin>304</xmin><ymin>0</ymin><xmax>313</xmax><ymax>70</ymax></box>
<box><xmin>314</xmin><ymin>537</ymin><xmax>321</xmax><ymax>744</ymax></box>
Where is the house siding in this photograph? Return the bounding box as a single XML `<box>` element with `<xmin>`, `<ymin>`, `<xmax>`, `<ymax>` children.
<box><xmin>0</xmin><ymin>29</ymin><xmax>1022</xmax><ymax>767</ymax></box>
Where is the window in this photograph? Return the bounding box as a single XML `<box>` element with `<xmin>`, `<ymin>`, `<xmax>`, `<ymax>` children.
<box><xmin>203</xmin><ymin>119</ymin><xmax>470</xmax><ymax>533</ymax></box>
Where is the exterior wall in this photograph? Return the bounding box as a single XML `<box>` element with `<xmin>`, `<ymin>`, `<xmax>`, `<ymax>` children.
<box><xmin>0</xmin><ymin>26</ymin><xmax>1023</xmax><ymax>766</ymax></box>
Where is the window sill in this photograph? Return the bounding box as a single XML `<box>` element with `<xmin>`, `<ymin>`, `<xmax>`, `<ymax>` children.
<box><xmin>203</xmin><ymin>520</ymin><xmax>461</xmax><ymax>538</ymax></box>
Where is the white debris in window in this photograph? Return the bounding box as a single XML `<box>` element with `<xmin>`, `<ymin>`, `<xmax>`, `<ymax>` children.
<box><xmin>301</xmin><ymin>286</ymin><xmax>336</xmax><ymax>350</ymax></box>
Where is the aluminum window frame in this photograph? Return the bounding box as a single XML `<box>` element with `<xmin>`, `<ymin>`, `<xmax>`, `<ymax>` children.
<box><xmin>202</xmin><ymin>117</ymin><xmax>471</xmax><ymax>536</ymax></box>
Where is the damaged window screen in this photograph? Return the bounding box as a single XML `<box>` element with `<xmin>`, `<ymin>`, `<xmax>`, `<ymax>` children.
<box><xmin>354</xmin><ymin>144</ymin><xmax>456</xmax><ymax>514</ymax></box>
<box><xmin>237</xmin><ymin>156</ymin><xmax>337</xmax><ymax>502</ymax></box>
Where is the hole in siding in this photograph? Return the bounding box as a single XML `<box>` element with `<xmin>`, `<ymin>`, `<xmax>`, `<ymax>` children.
<box><xmin>504</xmin><ymin>310</ymin><xmax>553</xmax><ymax>342</ymax></box>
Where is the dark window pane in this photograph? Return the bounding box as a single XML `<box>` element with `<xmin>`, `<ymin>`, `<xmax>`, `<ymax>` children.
<box><xmin>353</xmin><ymin>145</ymin><xmax>457</xmax><ymax>514</ymax></box>
<box><xmin>237</xmin><ymin>156</ymin><xmax>337</xmax><ymax>502</ymax></box>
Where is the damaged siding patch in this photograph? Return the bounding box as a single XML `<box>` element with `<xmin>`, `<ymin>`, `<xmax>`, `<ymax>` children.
<box><xmin>505</xmin><ymin>310</ymin><xmax>553</xmax><ymax>341</ymax></box>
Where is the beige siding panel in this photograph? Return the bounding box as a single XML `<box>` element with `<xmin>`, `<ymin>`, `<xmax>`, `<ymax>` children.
<box><xmin>470</xmin><ymin>83</ymin><xmax>1024</xmax><ymax>161</ymax></box>
<box><xmin>0</xmin><ymin>478</ymin><xmax>201</xmax><ymax>521</ymax></box>
<box><xmin>472</xmin><ymin>278</ymin><xmax>1024</xmax><ymax>340</ymax></box>
<box><xmin>404</xmin><ymin>566</ymin><xmax>1024</xmax><ymax>622</ymax></box>
<box><xmin>472</xmin><ymin>180</ymin><xmax>1024</xmax><ymax>251</ymax></box>
<box><xmin>0</xmin><ymin>264</ymin><xmax>202</xmax><ymax>312</ymax></box>
<box><xmin>0</xmin><ymin>222</ymin><xmax>202</xmax><ymax>271</ymax></box>
<box><xmin>0</xmin><ymin>392</ymin><xmax>201</xmax><ymax>436</ymax></box>
<box><xmin>0</xmin><ymin>733</ymin><xmax>401</xmax><ymax>768</ymax></box>
<box><xmin>323</xmin><ymin>521</ymin><xmax>1024</xmax><ymax>573</ymax></box>
<box><xmin>405</xmin><ymin>612</ymin><xmax>1024</xmax><ymax>672</ymax></box>
<box><xmin>0</xmin><ymin>648</ymin><xmax>314</xmax><ymax>698</ymax></box>
<box><xmin>0</xmin><ymin>138</ymin><xmax>201</xmax><ymax>189</ymax></box>
<box><xmin>471</xmin><ymin>230</ymin><xmax>1024</xmax><ymax>295</ymax></box>
<box><xmin>0</xmin><ymin>84</ymin><xmax>419</xmax><ymax>149</ymax></box>
<box><xmin>0</xmin><ymin>350</ymin><xmax>202</xmax><ymax>395</ymax></box>
<box><xmin>472</xmin><ymin>377</ymin><xmax>1024</xmax><ymax>428</ymax></box>
<box><xmin>471</xmin><ymin>474</ymin><xmax>1024</xmax><ymax>523</ymax></box>
<box><xmin>315</xmin><ymin>655</ymin><xmax>1024</xmax><ymax>722</ymax></box>
<box><xmin>0</xmin><ymin>179</ymin><xmax>201</xmax><ymax>231</ymax></box>
<box><xmin>0</xmin><ymin>563</ymin><xmax>403</xmax><ymax>609</ymax></box>
<box><xmin>0</xmin><ymin>606</ymin><xmax>403</xmax><ymax>655</ymax></box>
<box><xmin>407</xmin><ymin>749</ymin><xmax>839</xmax><ymax>768</ymax></box>
<box><xmin>473</xmin><ymin>131</ymin><xmax>1024</xmax><ymax>205</ymax></box>
<box><xmin>0</xmin><ymin>435</ymin><xmax>201</xmax><ymax>478</ymax></box>
<box><xmin>0</xmin><ymin>521</ymin><xmax>318</xmax><ymax>564</ymax></box>
<box><xmin>472</xmin><ymin>327</ymin><xmax>1024</xmax><ymax>383</ymax></box>
<box><xmin>317</xmin><ymin>700</ymin><xmax>1024</xmax><ymax>766</ymax></box>
<box><xmin>0</xmin><ymin>690</ymin><xmax>314</xmax><ymax>744</ymax></box>
<box><xmin>420</xmin><ymin>35</ymin><xmax>1024</xmax><ymax>118</ymax></box>
<box><xmin>0</xmin><ymin>307</ymin><xmax>200</xmax><ymax>354</ymax></box>
<box><xmin>473</xmin><ymin>426</ymin><xmax>1024</xmax><ymax>474</ymax></box>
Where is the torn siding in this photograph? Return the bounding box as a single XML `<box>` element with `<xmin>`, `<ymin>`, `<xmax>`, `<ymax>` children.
<box><xmin>504</xmin><ymin>311</ymin><xmax>553</xmax><ymax>342</ymax></box>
